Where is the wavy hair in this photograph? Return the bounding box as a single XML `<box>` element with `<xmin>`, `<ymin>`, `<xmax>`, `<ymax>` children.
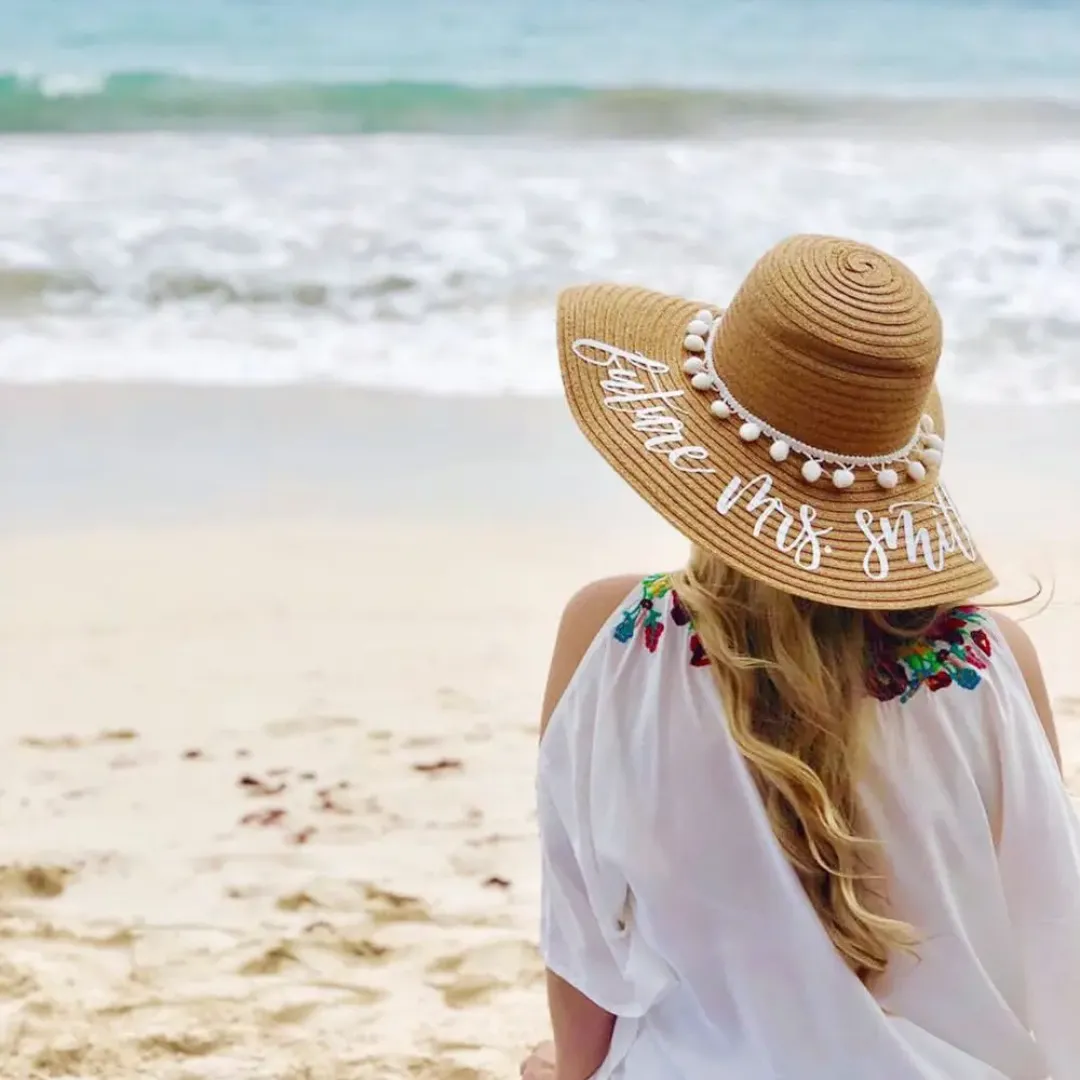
<box><xmin>670</xmin><ymin>546</ymin><xmax>946</xmax><ymax>983</ymax></box>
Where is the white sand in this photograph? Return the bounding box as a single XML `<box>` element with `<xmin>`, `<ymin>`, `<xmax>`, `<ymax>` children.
<box><xmin>0</xmin><ymin>514</ymin><xmax>688</xmax><ymax>1080</ymax></box>
<box><xmin>1</xmin><ymin>387</ymin><xmax>1078</xmax><ymax>1079</ymax></box>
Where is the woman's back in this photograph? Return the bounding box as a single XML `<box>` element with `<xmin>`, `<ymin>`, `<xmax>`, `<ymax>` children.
<box><xmin>526</xmin><ymin>235</ymin><xmax>1079</xmax><ymax>1080</ymax></box>
<box><xmin>538</xmin><ymin>574</ymin><xmax>1080</xmax><ymax>1080</ymax></box>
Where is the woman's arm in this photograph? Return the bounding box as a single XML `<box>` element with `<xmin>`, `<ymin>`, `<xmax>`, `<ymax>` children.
<box><xmin>546</xmin><ymin>971</ymin><xmax>617</xmax><ymax>1080</ymax></box>
<box><xmin>537</xmin><ymin>575</ymin><xmax>641</xmax><ymax>1080</ymax></box>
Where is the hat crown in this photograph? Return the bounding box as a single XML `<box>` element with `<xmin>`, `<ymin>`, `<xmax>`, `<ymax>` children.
<box><xmin>715</xmin><ymin>235</ymin><xmax>942</xmax><ymax>456</ymax></box>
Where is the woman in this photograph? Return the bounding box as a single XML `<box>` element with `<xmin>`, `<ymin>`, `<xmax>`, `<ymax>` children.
<box><xmin>522</xmin><ymin>236</ymin><xmax>1080</xmax><ymax>1079</ymax></box>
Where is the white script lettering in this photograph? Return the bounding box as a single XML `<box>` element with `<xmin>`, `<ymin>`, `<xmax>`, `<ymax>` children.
<box><xmin>716</xmin><ymin>473</ymin><xmax>833</xmax><ymax>571</ymax></box>
<box><xmin>855</xmin><ymin>486</ymin><xmax>977</xmax><ymax>580</ymax></box>
<box><xmin>571</xmin><ymin>338</ymin><xmax>714</xmax><ymax>474</ymax></box>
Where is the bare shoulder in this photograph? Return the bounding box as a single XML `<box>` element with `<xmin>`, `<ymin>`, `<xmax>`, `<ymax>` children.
<box><xmin>987</xmin><ymin>609</ymin><xmax>1062</xmax><ymax>772</ymax></box>
<box><xmin>538</xmin><ymin>574</ymin><xmax>644</xmax><ymax>740</ymax></box>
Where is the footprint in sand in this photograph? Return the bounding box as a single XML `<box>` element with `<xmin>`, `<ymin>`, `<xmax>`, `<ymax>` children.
<box><xmin>364</xmin><ymin>885</ymin><xmax>433</xmax><ymax>925</ymax></box>
<box><xmin>276</xmin><ymin>889</ymin><xmax>323</xmax><ymax>912</ymax></box>
<box><xmin>0</xmin><ymin>957</ymin><xmax>37</xmax><ymax>997</ymax></box>
<box><xmin>266</xmin><ymin>1000</ymin><xmax>322</xmax><ymax>1025</ymax></box>
<box><xmin>137</xmin><ymin>1031</ymin><xmax>232</xmax><ymax>1058</ymax></box>
<box><xmin>0</xmin><ymin>864</ymin><xmax>75</xmax><ymax>900</ymax></box>
<box><xmin>237</xmin><ymin>924</ymin><xmax>394</xmax><ymax>982</ymax></box>
<box><xmin>238</xmin><ymin>942</ymin><xmax>302</xmax><ymax>976</ymax></box>
<box><xmin>6</xmin><ymin>921</ymin><xmax>135</xmax><ymax>950</ymax></box>
<box><xmin>272</xmin><ymin>879</ymin><xmax>426</xmax><ymax>921</ymax></box>
<box><xmin>300</xmin><ymin>921</ymin><xmax>392</xmax><ymax>963</ymax></box>
<box><xmin>27</xmin><ymin>1043</ymin><xmax>98</xmax><ymax>1077</ymax></box>
<box><xmin>425</xmin><ymin>940</ymin><xmax>543</xmax><ymax>1008</ymax></box>
<box><xmin>20</xmin><ymin>728</ymin><xmax>138</xmax><ymax>750</ymax></box>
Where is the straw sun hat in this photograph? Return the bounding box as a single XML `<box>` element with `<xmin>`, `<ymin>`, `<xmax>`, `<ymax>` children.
<box><xmin>557</xmin><ymin>234</ymin><xmax>996</xmax><ymax>610</ymax></box>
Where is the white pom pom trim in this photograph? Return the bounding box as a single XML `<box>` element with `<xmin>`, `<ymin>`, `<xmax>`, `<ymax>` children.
<box><xmin>681</xmin><ymin>311</ymin><xmax>945</xmax><ymax>487</ymax></box>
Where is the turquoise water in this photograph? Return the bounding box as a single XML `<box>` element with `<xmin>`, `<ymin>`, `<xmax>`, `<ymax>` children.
<box><xmin>2</xmin><ymin>0</ymin><xmax>1080</xmax><ymax>131</ymax></box>
<box><xmin>0</xmin><ymin>0</ymin><xmax>1079</xmax><ymax>399</ymax></box>
<box><xmin>6</xmin><ymin>0</ymin><xmax>1077</xmax><ymax>84</ymax></box>
<box><xmin>6</xmin><ymin>76</ymin><xmax>1080</xmax><ymax>136</ymax></box>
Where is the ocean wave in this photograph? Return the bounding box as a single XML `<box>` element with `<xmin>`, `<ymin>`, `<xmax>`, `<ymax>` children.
<box><xmin>1</xmin><ymin>129</ymin><xmax>1079</xmax><ymax>403</ymax></box>
<box><xmin>0</xmin><ymin>267</ymin><xmax>423</xmax><ymax>311</ymax></box>
<box><xmin>3</xmin><ymin>73</ymin><xmax>1080</xmax><ymax>136</ymax></box>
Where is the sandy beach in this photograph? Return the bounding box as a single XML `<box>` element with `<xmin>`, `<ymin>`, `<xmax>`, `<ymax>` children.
<box><xmin>2</xmin><ymin>386</ymin><xmax>1079</xmax><ymax>1079</ymax></box>
<box><xmin>2</xmin><ymin>0</ymin><xmax>1079</xmax><ymax>1075</ymax></box>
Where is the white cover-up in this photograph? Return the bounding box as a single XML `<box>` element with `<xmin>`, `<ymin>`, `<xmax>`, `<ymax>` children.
<box><xmin>538</xmin><ymin>575</ymin><xmax>1080</xmax><ymax>1080</ymax></box>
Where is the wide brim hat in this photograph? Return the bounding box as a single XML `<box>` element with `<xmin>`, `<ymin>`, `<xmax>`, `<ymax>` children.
<box><xmin>557</xmin><ymin>234</ymin><xmax>996</xmax><ymax>610</ymax></box>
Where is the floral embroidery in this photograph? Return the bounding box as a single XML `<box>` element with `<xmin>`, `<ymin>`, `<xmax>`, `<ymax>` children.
<box><xmin>613</xmin><ymin>574</ymin><xmax>710</xmax><ymax>666</ymax></box>
<box><xmin>866</xmin><ymin>606</ymin><xmax>992</xmax><ymax>704</ymax></box>
<box><xmin>615</xmin><ymin>578</ymin><xmax>994</xmax><ymax>702</ymax></box>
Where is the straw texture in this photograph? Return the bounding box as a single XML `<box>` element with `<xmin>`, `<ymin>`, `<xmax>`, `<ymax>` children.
<box><xmin>556</xmin><ymin>235</ymin><xmax>996</xmax><ymax>610</ymax></box>
<box><xmin>718</xmin><ymin>235</ymin><xmax>941</xmax><ymax>456</ymax></box>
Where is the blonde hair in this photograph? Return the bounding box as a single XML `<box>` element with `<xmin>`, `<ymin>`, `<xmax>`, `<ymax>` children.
<box><xmin>671</xmin><ymin>546</ymin><xmax>947</xmax><ymax>983</ymax></box>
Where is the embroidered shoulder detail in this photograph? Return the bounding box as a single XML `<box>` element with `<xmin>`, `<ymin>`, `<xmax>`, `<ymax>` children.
<box><xmin>867</xmin><ymin>606</ymin><xmax>993</xmax><ymax>704</ymax></box>
<box><xmin>613</xmin><ymin>574</ymin><xmax>709</xmax><ymax>667</ymax></box>
<box><xmin>614</xmin><ymin>586</ymin><xmax>994</xmax><ymax>697</ymax></box>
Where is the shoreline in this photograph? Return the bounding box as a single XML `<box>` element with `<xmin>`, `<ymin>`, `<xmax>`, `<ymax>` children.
<box><xmin>0</xmin><ymin>383</ymin><xmax>634</xmax><ymax>531</ymax></box>
<box><xmin>3</xmin><ymin>382</ymin><xmax>1077</xmax><ymax>530</ymax></box>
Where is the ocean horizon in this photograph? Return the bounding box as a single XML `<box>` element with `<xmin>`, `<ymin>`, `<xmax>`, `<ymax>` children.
<box><xmin>1</xmin><ymin>0</ymin><xmax>1079</xmax><ymax>402</ymax></box>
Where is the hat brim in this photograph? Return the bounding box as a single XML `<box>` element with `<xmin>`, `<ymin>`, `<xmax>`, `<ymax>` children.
<box><xmin>557</xmin><ymin>284</ymin><xmax>997</xmax><ymax>611</ymax></box>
